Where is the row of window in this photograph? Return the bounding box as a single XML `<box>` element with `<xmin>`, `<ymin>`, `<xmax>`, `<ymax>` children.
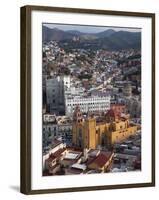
<box><xmin>43</xmin><ymin>127</ymin><xmax>72</xmax><ymax>132</ymax></box>
<box><xmin>67</xmin><ymin>101</ymin><xmax>109</xmax><ymax>106</ymax></box>
<box><xmin>44</xmin><ymin>132</ymin><xmax>72</xmax><ymax>138</ymax></box>
<box><xmin>67</xmin><ymin>98</ymin><xmax>109</xmax><ymax>102</ymax></box>
<box><xmin>70</xmin><ymin>107</ymin><xmax>109</xmax><ymax>112</ymax></box>
<box><xmin>43</xmin><ymin>127</ymin><xmax>56</xmax><ymax>131</ymax></box>
<box><xmin>67</xmin><ymin>102</ymin><xmax>109</xmax><ymax>106</ymax></box>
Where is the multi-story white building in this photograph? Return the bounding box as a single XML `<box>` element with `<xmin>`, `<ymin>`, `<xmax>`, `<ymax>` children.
<box><xmin>65</xmin><ymin>95</ymin><xmax>110</xmax><ymax>116</ymax></box>
<box><xmin>64</xmin><ymin>87</ymin><xmax>85</xmax><ymax>98</ymax></box>
<box><xmin>46</xmin><ymin>76</ymin><xmax>70</xmax><ymax>114</ymax></box>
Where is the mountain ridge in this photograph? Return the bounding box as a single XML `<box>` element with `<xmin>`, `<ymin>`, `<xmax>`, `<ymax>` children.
<box><xmin>42</xmin><ymin>26</ymin><xmax>141</xmax><ymax>50</ymax></box>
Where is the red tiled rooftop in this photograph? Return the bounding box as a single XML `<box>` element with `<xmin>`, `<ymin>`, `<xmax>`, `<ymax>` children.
<box><xmin>46</xmin><ymin>155</ymin><xmax>56</xmax><ymax>162</ymax></box>
<box><xmin>53</xmin><ymin>148</ymin><xmax>66</xmax><ymax>157</ymax></box>
<box><xmin>47</xmin><ymin>148</ymin><xmax>66</xmax><ymax>162</ymax></box>
<box><xmin>88</xmin><ymin>152</ymin><xmax>113</xmax><ymax>168</ymax></box>
<box><xmin>106</xmin><ymin>109</ymin><xmax>121</xmax><ymax>118</ymax></box>
<box><xmin>100</xmin><ymin>151</ymin><xmax>113</xmax><ymax>158</ymax></box>
<box><xmin>51</xmin><ymin>139</ymin><xmax>63</xmax><ymax>147</ymax></box>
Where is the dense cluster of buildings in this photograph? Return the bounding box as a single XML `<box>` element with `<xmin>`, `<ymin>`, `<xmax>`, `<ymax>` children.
<box><xmin>45</xmin><ymin>75</ymin><xmax>111</xmax><ymax>116</ymax></box>
<box><xmin>43</xmin><ymin>139</ymin><xmax>114</xmax><ymax>175</ymax></box>
<box><xmin>43</xmin><ymin>114</ymin><xmax>72</xmax><ymax>148</ymax></box>
<box><xmin>43</xmin><ymin>104</ymin><xmax>141</xmax><ymax>175</ymax></box>
<box><xmin>42</xmin><ymin>37</ymin><xmax>141</xmax><ymax>176</ymax></box>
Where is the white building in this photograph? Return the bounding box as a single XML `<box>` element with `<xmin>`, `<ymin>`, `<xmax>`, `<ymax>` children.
<box><xmin>65</xmin><ymin>95</ymin><xmax>110</xmax><ymax>116</ymax></box>
<box><xmin>43</xmin><ymin>114</ymin><xmax>56</xmax><ymax>123</ymax></box>
<box><xmin>64</xmin><ymin>87</ymin><xmax>85</xmax><ymax>98</ymax></box>
<box><xmin>46</xmin><ymin>75</ymin><xmax>70</xmax><ymax>114</ymax></box>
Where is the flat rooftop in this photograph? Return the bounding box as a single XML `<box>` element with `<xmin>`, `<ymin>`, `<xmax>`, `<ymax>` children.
<box><xmin>71</xmin><ymin>163</ymin><xmax>87</xmax><ymax>171</ymax></box>
<box><xmin>64</xmin><ymin>152</ymin><xmax>80</xmax><ymax>160</ymax></box>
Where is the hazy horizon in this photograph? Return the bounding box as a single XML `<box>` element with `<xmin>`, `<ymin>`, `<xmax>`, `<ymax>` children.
<box><xmin>43</xmin><ymin>23</ymin><xmax>141</xmax><ymax>33</ymax></box>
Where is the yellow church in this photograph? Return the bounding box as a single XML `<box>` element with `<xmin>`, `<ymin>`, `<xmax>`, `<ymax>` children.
<box><xmin>72</xmin><ymin>105</ymin><xmax>138</xmax><ymax>149</ymax></box>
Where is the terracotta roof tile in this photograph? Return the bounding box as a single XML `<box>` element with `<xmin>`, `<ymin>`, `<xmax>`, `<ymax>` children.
<box><xmin>88</xmin><ymin>152</ymin><xmax>113</xmax><ymax>168</ymax></box>
<box><xmin>47</xmin><ymin>148</ymin><xmax>66</xmax><ymax>162</ymax></box>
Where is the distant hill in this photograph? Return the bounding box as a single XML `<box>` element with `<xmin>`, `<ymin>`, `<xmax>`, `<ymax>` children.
<box><xmin>42</xmin><ymin>26</ymin><xmax>74</xmax><ymax>41</ymax></box>
<box><xmin>96</xmin><ymin>31</ymin><xmax>141</xmax><ymax>50</ymax></box>
<box><xmin>42</xmin><ymin>26</ymin><xmax>141</xmax><ymax>50</ymax></box>
<box><xmin>95</xmin><ymin>29</ymin><xmax>116</xmax><ymax>38</ymax></box>
<box><xmin>66</xmin><ymin>30</ymin><xmax>84</xmax><ymax>36</ymax></box>
<box><xmin>66</xmin><ymin>30</ymin><xmax>98</xmax><ymax>40</ymax></box>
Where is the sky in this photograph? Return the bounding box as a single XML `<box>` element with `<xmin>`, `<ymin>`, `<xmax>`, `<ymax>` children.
<box><xmin>43</xmin><ymin>23</ymin><xmax>141</xmax><ymax>33</ymax></box>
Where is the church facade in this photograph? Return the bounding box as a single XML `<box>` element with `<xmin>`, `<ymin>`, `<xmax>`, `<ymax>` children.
<box><xmin>72</xmin><ymin>106</ymin><xmax>138</xmax><ymax>149</ymax></box>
